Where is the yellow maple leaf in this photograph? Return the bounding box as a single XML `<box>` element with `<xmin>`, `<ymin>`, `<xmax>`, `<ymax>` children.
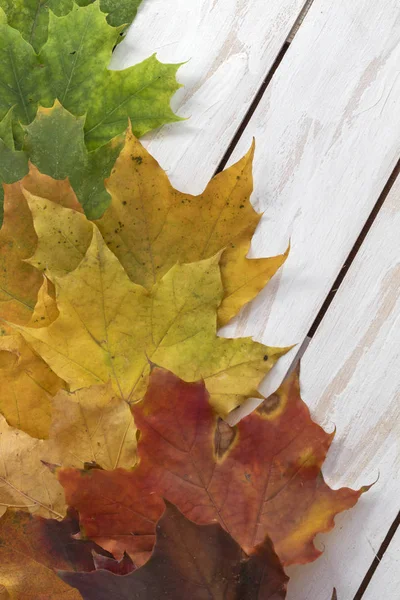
<box><xmin>219</xmin><ymin>237</ymin><xmax>290</xmax><ymax>326</ymax></box>
<box><xmin>0</xmin><ymin>166</ymin><xmax>82</xmax><ymax>439</ymax></box>
<box><xmin>0</xmin><ymin>164</ymin><xmax>81</xmax><ymax>332</ymax></box>
<box><xmin>95</xmin><ymin>130</ymin><xmax>288</xmax><ymax>324</ymax></box>
<box><xmin>14</xmin><ymin>202</ymin><xmax>286</xmax><ymax>415</ymax></box>
<box><xmin>0</xmin><ymin>415</ymin><xmax>65</xmax><ymax>520</ymax></box>
<box><xmin>0</xmin><ymin>335</ymin><xmax>63</xmax><ymax>439</ymax></box>
<box><xmin>49</xmin><ymin>383</ymin><xmax>136</xmax><ymax>470</ymax></box>
<box><xmin>26</xmin><ymin>190</ymin><xmax>93</xmax><ymax>277</ymax></box>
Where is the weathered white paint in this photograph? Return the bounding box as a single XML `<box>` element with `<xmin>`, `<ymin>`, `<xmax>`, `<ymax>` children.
<box><xmin>111</xmin><ymin>0</ymin><xmax>306</xmax><ymax>193</ymax></box>
<box><xmin>222</xmin><ymin>0</ymin><xmax>400</xmax><ymax>401</ymax></box>
<box><xmin>363</xmin><ymin>529</ymin><xmax>400</xmax><ymax>600</ymax></box>
<box><xmin>286</xmin><ymin>175</ymin><xmax>400</xmax><ymax>599</ymax></box>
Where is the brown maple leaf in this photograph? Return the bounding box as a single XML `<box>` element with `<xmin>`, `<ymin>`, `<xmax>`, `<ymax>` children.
<box><xmin>0</xmin><ymin>508</ymin><xmax>112</xmax><ymax>599</ymax></box>
<box><xmin>59</xmin><ymin>500</ymin><xmax>288</xmax><ymax>600</ymax></box>
<box><xmin>58</xmin><ymin>368</ymin><xmax>367</xmax><ymax>567</ymax></box>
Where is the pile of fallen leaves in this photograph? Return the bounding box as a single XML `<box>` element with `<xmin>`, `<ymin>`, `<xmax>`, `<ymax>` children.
<box><xmin>0</xmin><ymin>2</ymin><xmax>366</xmax><ymax>599</ymax></box>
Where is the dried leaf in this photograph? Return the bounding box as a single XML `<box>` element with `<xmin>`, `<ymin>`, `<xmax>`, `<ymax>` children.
<box><xmin>0</xmin><ymin>162</ymin><xmax>81</xmax><ymax>330</ymax></box>
<box><xmin>0</xmin><ymin>181</ymin><xmax>42</xmax><ymax>330</ymax></box>
<box><xmin>59</xmin><ymin>501</ymin><xmax>289</xmax><ymax>600</ymax></box>
<box><xmin>0</xmin><ymin>334</ymin><xmax>63</xmax><ymax>439</ymax></box>
<box><xmin>97</xmin><ymin>131</ymin><xmax>287</xmax><ymax>321</ymax></box>
<box><xmin>15</xmin><ymin>213</ymin><xmax>285</xmax><ymax>415</ymax></box>
<box><xmin>0</xmin><ymin>379</ymin><xmax>135</xmax><ymax>519</ymax></box>
<box><xmin>58</xmin><ymin>368</ymin><xmax>366</xmax><ymax>566</ymax></box>
<box><xmin>92</xmin><ymin>551</ymin><xmax>136</xmax><ymax>575</ymax></box>
<box><xmin>0</xmin><ymin>508</ymin><xmax>112</xmax><ymax>599</ymax></box>
<box><xmin>0</xmin><ymin>0</ymin><xmax>142</xmax><ymax>52</ymax></box>
<box><xmin>49</xmin><ymin>383</ymin><xmax>136</xmax><ymax>470</ymax></box>
<box><xmin>0</xmin><ymin>415</ymin><xmax>65</xmax><ymax>519</ymax></box>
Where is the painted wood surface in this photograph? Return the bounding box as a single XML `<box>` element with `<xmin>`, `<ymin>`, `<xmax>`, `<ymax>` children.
<box><xmin>222</xmin><ymin>0</ymin><xmax>400</xmax><ymax>399</ymax></box>
<box><xmin>362</xmin><ymin>529</ymin><xmax>400</xmax><ymax>600</ymax></box>
<box><xmin>112</xmin><ymin>0</ymin><xmax>306</xmax><ymax>193</ymax></box>
<box><xmin>286</xmin><ymin>175</ymin><xmax>400</xmax><ymax>599</ymax></box>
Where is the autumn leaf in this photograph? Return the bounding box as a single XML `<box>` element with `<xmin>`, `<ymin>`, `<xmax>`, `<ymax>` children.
<box><xmin>59</xmin><ymin>501</ymin><xmax>289</xmax><ymax>600</ymax></box>
<box><xmin>0</xmin><ymin>508</ymin><xmax>113</xmax><ymax>599</ymax></box>
<box><xmin>0</xmin><ymin>414</ymin><xmax>66</xmax><ymax>519</ymax></box>
<box><xmin>0</xmin><ymin>162</ymin><xmax>82</xmax><ymax>329</ymax></box>
<box><xmin>19</xmin><ymin>162</ymin><xmax>83</xmax><ymax>212</ymax></box>
<box><xmin>58</xmin><ymin>368</ymin><xmax>367</xmax><ymax>566</ymax></box>
<box><xmin>0</xmin><ymin>2</ymin><xmax>181</xmax><ymax>151</ymax></box>
<box><xmin>0</xmin><ymin>334</ymin><xmax>63</xmax><ymax>439</ymax></box>
<box><xmin>0</xmin><ymin>180</ymin><xmax>43</xmax><ymax>329</ymax></box>
<box><xmin>14</xmin><ymin>206</ymin><xmax>285</xmax><ymax>415</ymax></box>
<box><xmin>23</xmin><ymin>190</ymin><xmax>93</xmax><ymax>278</ymax></box>
<box><xmin>0</xmin><ymin>0</ymin><xmax>142</xmax><ymax>52</ymax></box>
<box><xmin>0</xmin><ymin>379</ymin><xmax>135</xmax><ymax>520</ymax></box>
<box><xmin>97</xmin><ymin>130</ymin><xmax>288</xmax><ymax>323</ymax></box>
<box><xmin>92</xmin><ymin>551</ymin><xmax>136</xmax><ymax>575</ymax></box>
<box><xmin>219</xmin><ymin>236</ymin><xmax>290</xmax><ymax>326</ymax></box>
<box><xmin>48</xmin><ymin>383</ymin><xmax>136</xmax><ymax>470</ymax></box>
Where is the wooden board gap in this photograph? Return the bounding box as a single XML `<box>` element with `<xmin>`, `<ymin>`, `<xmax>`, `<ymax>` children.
<box><xmin>215</xmin><ymin>42</ymin><xmax>290</xmax><ymax>175</ymax></box>
<box><xmin>307</xmin><ymin>158</ymin><xmax>400</xmax><ymax>338</ymax></box>
<box><xmin>353</xmin><ymin>510</ymin><xmax>400</xmax><ymax>600</ymax></box>
<box><xmin>287</xmin><ymin>0</ymin><xmax>315</xmax><ymax>42</ymax></box>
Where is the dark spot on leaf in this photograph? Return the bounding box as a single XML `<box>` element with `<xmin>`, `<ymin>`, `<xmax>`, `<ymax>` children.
<box><xmin>258</xmin><ymin>393</ymin><xmax>280</xmax><ymax>416</ymax></box>
<box><xmin>214</xmin><ymin>418</ymin><xmax>236</xmax><ymax>459</ymax></box>
<box><xmin>263</xmin><ymin>355</ymin><xmax>268</xmax><ymax>361</ymax></box>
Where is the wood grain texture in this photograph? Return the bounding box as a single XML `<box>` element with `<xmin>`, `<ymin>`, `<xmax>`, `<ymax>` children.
<box><xmin>362</xmin><ymin>528</ymin><xmax>400</xmax><ymax>600</ymax></box>
<box><xmin>111</xmin><ymin>0</ymin><xmax>306</xmax><ymax>193</ymax></box>
<box><xmin>286</xmin><ymin>175</ymin><xmax>400</xmax><ymax>599</ymax></box>
<box><xmin>221</xmin><ymin>0</ymin><xmax>400</xmax><ymax>399</ymax></box>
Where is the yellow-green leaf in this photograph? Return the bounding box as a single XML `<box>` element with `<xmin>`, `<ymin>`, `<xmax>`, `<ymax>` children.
<box><xmin>15</xmin><ymin>208</ymin><xmax>286</xmax><ymax>415</ymax></box>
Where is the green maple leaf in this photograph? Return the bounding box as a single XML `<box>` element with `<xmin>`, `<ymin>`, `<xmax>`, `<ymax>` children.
<box><xmin>0</xmin><ymin>0</ymin><xmax>142</xmax><ymax>52</ymax></box>
<box><xmin>24</xmin><ymin>101</ymin><xmax>124</xmax><ymax>219</ymax></box>
<box><xmin>0</xmin><ymin>109</ymin><xmax>29</xmax><ymax>223</ymax></box>
<box><xmin>0</xmin><ymin>1</ymin><xmax>181</xmax><ymax>150</ymax></box>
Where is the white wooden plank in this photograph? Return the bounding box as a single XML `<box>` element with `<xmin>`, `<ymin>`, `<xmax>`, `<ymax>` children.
<box><xmin>286</xmin><ymin>175</ymin><xmax>400</xmax><ymax>599</ymax></box>
<box><xmin>363</xmin><ymin>529</ymin><xmax>400</xmax><ymax>600</ymax></box>
<box><xmin>111</xmin><ymin>0</ymin><xmax>306</xmax><ymax>193</ymax></box>
<box><xmin>221</xmin><ymin>0</ymin><xmax>400</xmax><ymax>399</ymax></box>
